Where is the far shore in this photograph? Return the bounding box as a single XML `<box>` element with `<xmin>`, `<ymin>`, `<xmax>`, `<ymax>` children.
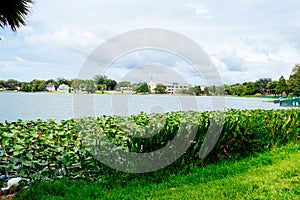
<box><xmin>0</xmin><ymin>89</ymin><xmax>284</xmax><ymax>99</ymax></box>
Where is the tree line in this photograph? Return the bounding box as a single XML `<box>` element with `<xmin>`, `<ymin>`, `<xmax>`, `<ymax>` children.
<box><xmin>0</xmin><ymin>64</ymin><xmax>299</xmax><ymax>96</ymax></box>
<box><xmin>0</xmin><ymin>76</ymin><xmax>117</xmax><ymax>94</ymax></box>
<box><xmin>220</xmin><ymin>64</ymin><xmax>300</xmax><ymax>97</ymax></box>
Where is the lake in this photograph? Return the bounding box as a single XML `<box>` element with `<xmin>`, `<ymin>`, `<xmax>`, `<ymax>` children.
<box><xmin>0</xmin><ymin>92</ymin><xmax>285</xmax><ymax>122</ymax></box>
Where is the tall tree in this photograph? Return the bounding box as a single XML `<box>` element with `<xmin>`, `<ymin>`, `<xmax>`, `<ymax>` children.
<box><xmin>0</xmin><ymin>0</ymin><xmax>33</xmax><ymax>38</ymax></box>
<box><xmin>288</xmin><ymin>64</ymin><xmax>300</xmax><ymax>96</ymax></box>
<box><xmin>276</xmin><ymin>76</ymin><xmax>288</xmax><ymax>96</ymax></box>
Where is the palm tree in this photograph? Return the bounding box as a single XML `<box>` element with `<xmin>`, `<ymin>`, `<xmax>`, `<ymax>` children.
<box><xmin>0</xmin><ymin>0</ymin><xmax>33</xmax><ymax>34</ymax></box>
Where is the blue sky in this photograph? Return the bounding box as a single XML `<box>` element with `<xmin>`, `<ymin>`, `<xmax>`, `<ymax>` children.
<box><xmin>1</xmin><ymin>0</ymin><xmax>300</xmax><ymax>85</ymax></box>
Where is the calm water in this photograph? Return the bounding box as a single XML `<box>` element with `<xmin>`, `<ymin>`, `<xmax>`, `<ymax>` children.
<box><xmin>0</xmin><ymin>92</ymin><xmax>285</xmax><ymax>122</ymax></box>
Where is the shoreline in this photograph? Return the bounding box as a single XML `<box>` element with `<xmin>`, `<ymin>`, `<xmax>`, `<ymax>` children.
<box><xmin>0</xmin><ymin>90</ymin><xmax>283</xmax><ymax>98</ymax></box>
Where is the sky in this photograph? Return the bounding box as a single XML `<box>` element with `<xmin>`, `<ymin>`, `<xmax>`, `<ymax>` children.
<box><xmin>1</xmin><ymin>0</ymin><xmax>300</xmax><ymax>86</ymax></box>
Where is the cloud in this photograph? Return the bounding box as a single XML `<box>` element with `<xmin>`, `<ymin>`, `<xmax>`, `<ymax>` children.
<box><xmin>1</xmin><ymin>0</ymin><xmax>300</xmax><ymax>84</ymax></box>
<box><xmin>216</xmin><ymin>47</ymin><xmax>247</xmax><ymax>72</ymax></box>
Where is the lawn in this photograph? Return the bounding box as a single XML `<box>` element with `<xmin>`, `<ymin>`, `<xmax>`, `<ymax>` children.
<box><xmin>19</xmin><ymin>142</ymin><xmax>300</xmax><ymax>200</ymax></box>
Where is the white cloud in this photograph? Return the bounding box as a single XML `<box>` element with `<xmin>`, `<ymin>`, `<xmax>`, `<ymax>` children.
<box><xmin>1</xmin><ymin>0</ymin><xmax>300</xmax><ymax>84</ymax></box>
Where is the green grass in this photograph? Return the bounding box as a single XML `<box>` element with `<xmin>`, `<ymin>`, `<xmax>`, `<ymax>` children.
<box><xmin>18</xmin><ymin>143</ymin><xmax>300</xmax><ymax>200</ymax></box>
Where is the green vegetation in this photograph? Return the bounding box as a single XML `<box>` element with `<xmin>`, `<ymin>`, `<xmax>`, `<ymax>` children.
<box><xmin>1</xmin><ymin>64</ymin><xmax>300</xmax><ymax>96</ymax></box>
<box><xmin>154</xmin><ymin>84</ymin><xmax>167</xmax><ymax>94</ymax></box>
<box><xmin>137</xmin><ymin>82</ymin><xmax>150</xmax><ymax>93</ymax></box>
<box><xmin>0</xmin><ymin>109</ymin><xmax>299</xmax><ymax>199</ymax></box>
<box><xmin>0</xmin><ymin>109</ymin><xmax>299</xmax><ymax>182</ymax></box>
<box><xmin>17</xmin><ymin>143</ymin><xmax>300</xmax><ymax>200</ymax></box>
<box><xmin>288</xmin><ymin>64</ymin><xmax>300</xmax><ymax>95</ymax></box>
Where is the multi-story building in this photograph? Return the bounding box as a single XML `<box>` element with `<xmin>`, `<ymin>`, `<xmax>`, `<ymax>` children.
<box><xmin>148</xmin><ymin>81</ymin><xmax>189</xmax><ymax>94</ymax></box>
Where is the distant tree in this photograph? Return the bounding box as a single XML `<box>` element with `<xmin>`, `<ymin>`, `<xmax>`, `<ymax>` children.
<box><xmin>106</xmin><ymin>79</ymin><xmax>117</xmax><ymax>90</ymax></box>
<box><xmin>288</xmin><ymin>64</ymin><xmax>300</xmax><ymax>96</ymax></box>
<box><xmin>245</xmin><ymin>82</ymin><xmax>255</xmax><ymax>95</ymax></box>
<box><xmin>5</xmin><ymin>79</ymin><xmax>19</xmax><ymax>90</ymax></box>
<box><xmin>94</xmin><ymin>75</ymin><xmax>107</xmax><ymax>85</ymax></box>
<box><xmin>203</xmin><ymin>86</ymin><xmax>210</xmax><ymax>95</ymax></box>
<box><xmin>57</xmin><ymin>78</ymin><xmax>71</xmax><ymax>87</ymax></box>
<box><xmin>137</xmin><ymin>82</ymin><xmax>150</xmax><ymax>94</ymax></box>
<box><xmin>193</xmin><ymin>85</ymin><xmax>201</xmax><ymax>96</ymax></box>
<box><xmin>96</xmin><ymin>84</ymin><xmax>105</xmax><ymax>91</ymax></box>
<box><xmin>276</xmin><ymin>76</ymin><xmax>288</xmax><ymax>96</ymax></box>
<box><xmin>20</xmin><ymin>82</ymin><xmax>30</xmax><ymax>92</ymax></box>
<box><xmin>0</xmin><ymin>80</ymin><xmax>5</xmax><ymax>89</ymax></box>
<box><xmin>30</xmin><ymin>79</ymin><xmax>46</xmax><ymax>92</ymax></box>
<box><xmin>117</xmin><ymin>81</ymin><xmax>131</xmax><ymax>89</ymax></box>
<box><xmin>266</xmin><ymin>81</ymin><xmax>278</xmax><ymax>96</ymax></box>
<box><xmin>0</xmin><ymin>0</ymin><xmax>34</xmax><ymax>39</ymax></box>
<box><xmin>154</xmin><ymin>84</ymin><xmax>167</xmax><ymax>94</ymax></box>
<box><xmin>71</xmin><ymin>78</ymin><xmax>80</xmax><ymax>93</ymax></box>
<box><xmin>94</xmin><ymin>75</ymin><xmax>117</xmax><ymax>90</ymax></box>
<box><xmin>211</xmin><ymin>85</ymin><xmax>216</xmax><ymax>95</ymax></box>
<box><xmin>232</xmin><ymin>84</ymin><xmax>246</xmax><ymax>96</ymax></box>
<box><xmin>254</xmin><ymin>78</ymin><xmax>272</xmax><ymax>94</ymax></box>
<box><xmin>177</xmin><ymin>87</ymin><xmax>194</xmax><ymax>95</ymax></box>
<box><xmin>224</xmin><ymin>84</ymin><xmax>232</xmax><ymax>95</ymax></box>
<box><xmin>85</xmin><ymin>80</ymin><xmax>96</xmax><ymax>94</ymax></box>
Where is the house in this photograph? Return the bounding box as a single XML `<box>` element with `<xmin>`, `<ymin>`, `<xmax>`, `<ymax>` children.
<box><xmin>57</xmin><ymin>84</ymin><xmax>70</xmax><ymax>92</ymax></box>
<box><xmin>46</xmin><ymin>84</ymin><xmax>55</xmax><ymax>92</ymax></box>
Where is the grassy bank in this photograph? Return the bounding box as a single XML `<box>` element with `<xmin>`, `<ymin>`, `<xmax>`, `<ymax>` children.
<box><xmin>18</xmin><ymin>142</ymin><xmax>300</xmax><ymax>199</ymax></box>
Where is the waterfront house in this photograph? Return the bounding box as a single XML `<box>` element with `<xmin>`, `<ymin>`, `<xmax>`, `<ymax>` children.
<box><xmin>46</xmin><ymin>84</ymin><xmax>55</xmax><ymax>92</ymax></box>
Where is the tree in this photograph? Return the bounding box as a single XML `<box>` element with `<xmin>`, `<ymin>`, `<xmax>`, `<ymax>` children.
<box><xmin>254</xmin><ymin>78</ymin><xmax>272</xmax><ymax>94</ymax></box>
<box><xmin>117</xmin><ymin>81</ymin><xmax>131</xmax><ymax>90</ymax></box>
<box><xmin>245</xmin><ymin>82</ymin><xmax>255</xmax><ymax>95</ymax></box>
<box><xmin>0</xmin><ymin>0</ymin><xmax>33</xmax><ymax>38</ymax></box>
<box><xmin>0</xmin><ymin>80</ymin><xmax>5</xmax><ymax>89</ymax></box>
<box><xmin>266</xmin><ymin>80</ymin><xmax>278</xmax><ymax>95</ymax></box>
<box><xmin>276</xmin><ymin>76</ymin><xmax>288</xmax><ymax>96</ymax></box>
<box><xmin>105</xmin><ymin>79</ymin><xmax>117</xmax><ymax>90</ymax></box>
<box><xmin>85</xmin><ymin>80</ymin><xmax>96</xmax><ymax>94</ymax></box>
<box><xmin>57</xmin><ymin>78</ymin><xmax>71</xmax><ymax>87</ymax></box>
<box><xmin>5</xmin><ymin>79</ymin><xmax>19</xmax><ymax>90</ymax></box>
<box><xmin>137</xmin><ymin>82</ymin><xmax>150</xmax><ymax>94</ymax></box>
<box><xmin>193</xmin><ymin>86</ymin><xmax>202</xmax><ymax>96</ymax></box>
<box><xmin>20</xmin><ymin>82</ymin><xmax>30</xmax><ymax>92</ymax></box>
<box><xmin>30</xmin><ymin>79</ymin><xmax>46</xmax><ymax>92</ymax></box>
<box><xmin>154</xmin><ymin>84</ymin><xmax>167</xmax><ymax>94</ymax></box>
<box><xmin>224</xmin><ymin>84</ymin><xmax>232</xmax><ymax>95</ymax></box>
<box><xmin>71</xmin><ymin>78</ymin><xmax>80</xmax><ymax>93</ymax></box>
<box><xmin>203</xmin><ymin>86</ymin><xmax>210</xmax><ymax>95</ymax></box>
<box><xmin>94</xmin><ymin>75</ymin><xmax>117</xmax><ymax>90</ymax></box>
<box><xmin>232</xmin><ymin>84</ymin><xmax>246</xmax><ymax>96</ymax></box>
<box><xmin>288</xmin><ymin>64</ymin><xmax>300</xmax><ymax>96</ymax></box>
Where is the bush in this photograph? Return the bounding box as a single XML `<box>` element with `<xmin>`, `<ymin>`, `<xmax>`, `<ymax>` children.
<box><xmin>0</xmin><ymin>109</ymin><xmax>299</xmax><ymax>185</ymax></box>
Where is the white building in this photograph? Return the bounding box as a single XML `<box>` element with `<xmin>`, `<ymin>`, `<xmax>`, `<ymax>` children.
<box><xmin>57</xmin><ymin>84</ymin><xmax>70</xmax><ymax>92</ymax></box>
<box><xmin>148</xmin><ymin>81</ymin><xmax>189</xmax><ymax>94</ymax></box>
<box><xmin>46</xmin><ymin>84</ymin><xmax>55</xmax><ymax>92</ymax></box>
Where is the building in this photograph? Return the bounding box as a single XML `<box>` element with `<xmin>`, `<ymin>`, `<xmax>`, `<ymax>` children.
<box><xmin>148</xmin><ymin>81</ymin><xmax>189</xmax><ymax>94</ymax></box>
<box><xmin>46</xmin><ymin>84</ymin><xmax>55</xmax><ymax>92</ymax></box>
<box><xmin>57</xmin><ymin>84</ymin><xmax>70</xmax><ymax>92</ymax></box>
